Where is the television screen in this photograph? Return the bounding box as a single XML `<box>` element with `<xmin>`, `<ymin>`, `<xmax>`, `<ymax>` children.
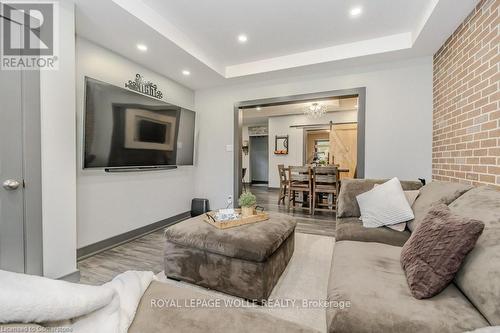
<box><xmin>83</xmin><ymin>77</ymin><xmax>195</xmax><ymax>169</ymax></box>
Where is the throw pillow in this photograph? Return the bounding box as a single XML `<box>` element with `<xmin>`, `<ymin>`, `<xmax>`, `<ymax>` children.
<box><xmin>400</xmin><ymin>204</ymin><xmax>484</xmax><ymax>299</ymax></box>
<box><xmin>372</xmin><ymin>185</ymin><xmax>420</xmax><ymax>231</ymax></box>
<box><xmin>356</xmin><ymin>177</ymin><xmax>414</xmax><ymax>228</ymax></box>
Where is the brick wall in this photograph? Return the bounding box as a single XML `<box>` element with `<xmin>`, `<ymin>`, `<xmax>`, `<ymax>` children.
<box><xmin>433</xmin><ymin>0</ymin><xmax>499</xmax><ymax>187</ymax></box>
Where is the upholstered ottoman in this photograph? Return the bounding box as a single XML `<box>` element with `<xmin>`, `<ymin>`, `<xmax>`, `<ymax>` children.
<box><xmin>164</xmin><ymin>213</ymin><xmax>296</xmax><ymax>301</ymax></box>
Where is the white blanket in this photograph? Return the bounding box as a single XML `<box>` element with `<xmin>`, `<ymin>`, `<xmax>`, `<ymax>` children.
<box><xmin>0</xmin><ymin>269</ymin><xmax>154</xmax><ymax>333</ymax></box>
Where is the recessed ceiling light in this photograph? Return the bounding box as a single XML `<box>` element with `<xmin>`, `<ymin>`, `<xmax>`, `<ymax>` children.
<box><xmin>238</xmin><ymin>34</ymin><xmax>248</xmax><ymax>43</ymax></box>
<box><xmin>182</xmin><ymin>70</ymin><xmax>191</xmax><ymax>76</ymax></box>
<box><xmin>256</xmin><ymin>106</ymin><xmax>262</xmax><ymax>111</ymax></box>
<box><xmin>349</xmin><ymin>6</ymin><xmax>362</xmax><ymax>17</ymax></box>
<box><xmin>136</xmin><ymin>43</ymin><xmax>148</xmax><ymax>52</ymax></box>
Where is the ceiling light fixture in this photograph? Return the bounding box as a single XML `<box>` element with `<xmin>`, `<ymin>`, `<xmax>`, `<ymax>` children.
<box><xmin>256</xmin><ymin>106</ymin><xmax>262</xmax><ymax>111</ymax></box>
<box><xmin>238</xmin><ymin>34</ymin><xmax>248</xmax><ymax>43</ymax></box>
<box><xmin>304</xmin><ymin>103</ymin><xmax>327</xmax><ymax>118</ymax></box>
<box><xmin>349</xmin><ymin>6</ymin><xmax>362</xmax><ymax>17</ymax></box>
<box><xmin>182</xmin><ymin>70</ymin><xmax>191</xmax><ymax>76</ymax></box>
<box><xmin>136</xmin><ymin>43</ymin><xmax>148</xmax><ymax>52</ymax></box>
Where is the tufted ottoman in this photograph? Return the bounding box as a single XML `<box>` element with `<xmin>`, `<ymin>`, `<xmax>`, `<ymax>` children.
<box><xmin>164</xmin><ymin>213</ymin><xmax>296</xmax><ymax>301</ymax></box>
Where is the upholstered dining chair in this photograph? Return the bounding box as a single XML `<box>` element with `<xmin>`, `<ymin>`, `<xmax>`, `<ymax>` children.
<box><xmin>312</xmin><ymin>166</ymin><xmax>339</xmax><ymax>215</ymax></box>
<box><xmin>287</xmin><ymin>166</ymin><xmax>313</xmax><ymax>214</ymax></box>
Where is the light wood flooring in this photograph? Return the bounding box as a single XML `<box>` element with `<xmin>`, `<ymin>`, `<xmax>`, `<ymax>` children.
<box><xmin>79</xmin><ymin>185</ymin><xmax>335</xmax><ymax>285</ymax></box>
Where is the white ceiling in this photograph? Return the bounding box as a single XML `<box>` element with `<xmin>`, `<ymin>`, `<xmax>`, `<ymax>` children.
<box><xmin>141</xmin><ymin>0</ymin><xmax>428</xmax><ymax>66</ymax></box>
<box><xmin>74</xmin><ymin>0</ymin><xmax>479</xmax><ymax>90</ymax></box>
<box><xmin>242</xmin><ymin>97</ymin><xmax>358</xmax><ymax>126</ymax></box>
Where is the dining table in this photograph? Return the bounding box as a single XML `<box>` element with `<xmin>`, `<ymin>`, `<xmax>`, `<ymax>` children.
<box><xmin>281</xmin><ymin>165</ymin><xmax>349</xmax><ymax>174</ymax></box>
<box><xmin>303</xmin><ymin>164</ymin><xmax>350</xmax><ymax>177</ymax></box>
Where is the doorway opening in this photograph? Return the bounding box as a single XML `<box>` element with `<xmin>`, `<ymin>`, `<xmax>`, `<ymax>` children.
<box><xmin>235</xmin><ymin>88</ymin><xmax>365</xmax><ymax>236</ymax></box>
<box><xmin>305</xmin><ymin>130</ymin><xmax>330</xmax><ymax>165</ymax></box>
<box><xmin>249</xmin><ymin>136</ymin><xmax>269</xmax><ymax>186</ymax></box>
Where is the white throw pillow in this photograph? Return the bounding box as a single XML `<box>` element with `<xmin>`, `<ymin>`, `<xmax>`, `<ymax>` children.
<box><xmin>375</xmin><ymin>186</ymin><xmax>420</xmax><ymax>231</ymax></box>
<box><xmin>358</xmin><ymin>189</ymin><xmax>419</xmax><ymax>231</ymax></box>
<box><xmin>356</xmin><ymin>177</ymin><xmax>415</xmax><ymax>228</ymax></box>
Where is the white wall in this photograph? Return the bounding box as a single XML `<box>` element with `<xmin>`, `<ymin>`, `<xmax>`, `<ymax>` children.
<box><xmin>267</xmin><ymin>111</ymin><xmax>357</xmax><ymax>188</ymax></box>
<box><xmin>40</xmin><ymin>1</ymin><xmax>77</xmax><ymax>278</ymax></box>
<box><xmin>76</xmin><ymin>38</ymin><xmax>196</xmax><ymax>248</ymax></box>
<box><xmin>195</xmin><ymin>57</ymin><xmax>433</xmax><ymax>208</ymax></box>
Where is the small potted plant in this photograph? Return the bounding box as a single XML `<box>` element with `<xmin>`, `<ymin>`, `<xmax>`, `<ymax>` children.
<box><xmin>239</xmin><ymin>191</ymin><xmax>257</xmax><ymax>217</ymax></box>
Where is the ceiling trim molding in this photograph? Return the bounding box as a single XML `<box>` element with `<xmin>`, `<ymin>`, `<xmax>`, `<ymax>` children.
<box><xmin>412</xmin><ymin>0</ymin><xmax>440</xmax><ymax>43</ymax></box>
<box><xmin>112</xmin><ymin>0</ymin><xmax>226</xmax><ymax>76</ymax></box>
<box><xmin>75</xmin><ymin>0</ymin><xmax>479</xmax><ymax>88</ymax></box>
<box><xmin>225</xmin><ymin>32</ymin><xmax>413</xmax><ymax>78</ymax></box>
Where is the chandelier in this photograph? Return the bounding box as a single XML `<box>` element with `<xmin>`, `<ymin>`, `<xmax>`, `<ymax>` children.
<box><xmin>304</xmin><ymin>102</ymin><xmax>327</xmax><ymax>118</ymax></box>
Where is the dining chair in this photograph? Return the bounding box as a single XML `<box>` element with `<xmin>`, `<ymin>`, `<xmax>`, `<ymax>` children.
<box><xmin>277</xmin><ymin>164</ymin><xmax>289</xmax><ymax>205</ymax></box>
<box><xmin>287</xmin><ymin>166</ymin><xmax>313</xmax><ymax>214</ymax></box>
<box><xmin>312</xmin><ymin>166</ymin><xmax>339</xmax><ymax>215</ymax></box>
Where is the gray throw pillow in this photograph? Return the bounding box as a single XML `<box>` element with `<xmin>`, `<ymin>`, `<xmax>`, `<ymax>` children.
<box><xmin>400</xmin><ymin>204</ymin><xmax>484</xmax><ymax>299</ymax></box>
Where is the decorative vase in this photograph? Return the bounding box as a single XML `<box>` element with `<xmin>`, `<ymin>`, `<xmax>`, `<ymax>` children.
<box><xmin>241</xmin><ymin>206</ymin><xmax>255</xmax><ymax>217</ymax></box>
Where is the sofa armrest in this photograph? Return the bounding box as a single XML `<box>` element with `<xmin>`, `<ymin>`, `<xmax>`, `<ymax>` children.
<box><xmin>336</xmin><ymin>179</ymin><xmax>423</xmax><ymax>218</ymax></box>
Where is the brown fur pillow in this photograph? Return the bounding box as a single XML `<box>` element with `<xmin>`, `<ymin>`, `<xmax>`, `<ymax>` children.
<box><xmin>401</xmin><ymin>203</ymin><xmax>484</xmax><ymax>299</ymax></box>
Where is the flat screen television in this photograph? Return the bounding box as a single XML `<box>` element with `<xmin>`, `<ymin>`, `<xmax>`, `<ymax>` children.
<box><xmin>83</xmin><ymin>77</ymin><xmax>195</xmax><ymax>169</ymax></box>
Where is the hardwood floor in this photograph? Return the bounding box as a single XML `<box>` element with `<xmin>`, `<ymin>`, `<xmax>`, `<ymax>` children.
<box><xmin>78</xmin><ymin>229</ymin><xmax>165</xmax><ymax>285</ymax></box>
<box><xmin>250</xmin><ymin>185</ymin><xmax>336</xmax><ymax>237</ymax></box>
<box><xmin>79</xmin><ymin>185</ymin><xmax>335</xmax><ymax>285</ymax></box>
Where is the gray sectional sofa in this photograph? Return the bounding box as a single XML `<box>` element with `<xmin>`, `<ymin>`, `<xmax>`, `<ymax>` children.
<box><xmin>1</xmin><ymin>282</ymin><xmax>319</xmax><ymax>333</ymax></box>
<box><xmin>129</xmin><ymin>280</ymin><xmax>317</xmax><ymax>333</ymax></box>
<box><xmin>3</xmin><ymin>180</ymin><xmax>498</xmax><ymax>333</ymax></box>
<box><xmin>327</xmin><ymin>179</ymin><xmax>500</xmax><ymax>333</ymax></box>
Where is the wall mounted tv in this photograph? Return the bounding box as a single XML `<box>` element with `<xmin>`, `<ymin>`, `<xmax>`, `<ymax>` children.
<box><xmin>83</xmin><ymin>77</ymin><xmax>195</xmax><ymax>170</ymax></box>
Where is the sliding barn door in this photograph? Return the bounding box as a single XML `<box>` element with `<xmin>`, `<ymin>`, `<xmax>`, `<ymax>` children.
<box><xmin>330</xmin><ymin>124</ymin><xmax>357</xmax><ymax>179</ymax></box>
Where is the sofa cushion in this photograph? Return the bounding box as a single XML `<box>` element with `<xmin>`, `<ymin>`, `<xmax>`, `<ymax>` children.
<box><xmin>326</xmin><ymin>241</ymin><xmax>488</xmax><ymax>333</ymax></box>
<box><xmin>401</xmin><ymin>204</ymin><xmax>484</xmax><ymax>299</ymax></box>
<box><xmin>449</xmin><ymin>186</ymin><xmax>500</xmax><ymax>325</ymax></box>
<box><xmin>164</xmin><ymin>213</ymin><xmax>296</xmax><ymax>262</ymax></box>
<box><xmin>336</xmin><ymin>217</ymin><xmax>411</xmax><ymax>246</ymax></box>
<box><xmin>129</xmin><ymin>281</ymin><xmax>319</xmax><ymax>333</ymax></box>
<box><xmin>407</xmin><ymin>181</ymin><xmax>472</xmax><ymax>231</ymax></box>
<box><xmin>337</xmin><ymin>179</ymin><xmax>422</xmax><ymax>218</ymax></box>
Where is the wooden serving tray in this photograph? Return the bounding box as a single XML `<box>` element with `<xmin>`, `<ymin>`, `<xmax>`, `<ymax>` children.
<box><xmin>204</xmin><ymin>209</ymin><xmax>269</xmax><ymax>229</ymax></box>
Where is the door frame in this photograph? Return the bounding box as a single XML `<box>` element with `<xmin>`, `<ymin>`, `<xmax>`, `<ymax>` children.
<box><xmin>0</xmin><ymin>12</ymin><xmax>43</xmax><ymax>275</ymax></box>
<box><xmin>233</xmin><ymin>87</ymin><xmax>366</xmax><ymax>204</ymax></box>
